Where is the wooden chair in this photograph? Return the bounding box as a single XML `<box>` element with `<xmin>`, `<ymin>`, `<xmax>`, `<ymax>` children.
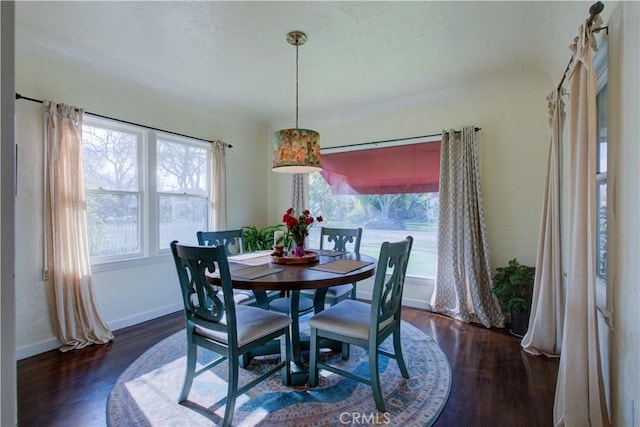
<box><xmin>197</xmin><ymin>229</ymin><xmax>276</xmax><ymax>308</ymax></box>
<box><xmin>170</xmin><ymin>241</ymin><xmax>291</xmax><ymax>427</ymax></box>
<box><xmin>302</xmin><ymin>227</ymin><xmax>363</xmax><ymax>306</ymax></box>
<box><xmin>308</xmin><ymin>236</ymin><xmax>413</xmax><ymax>412</ymax></box>
<box><xmin>197</xmin><ymin>229</ymin><xmax>244</xmax><ymax>255</ymax></box>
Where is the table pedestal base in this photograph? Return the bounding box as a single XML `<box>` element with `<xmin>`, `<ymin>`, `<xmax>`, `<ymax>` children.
<box><xmin>243</xmin><ymin>336</ymin><xmax>344</xmax><ymax>385</ymax></box>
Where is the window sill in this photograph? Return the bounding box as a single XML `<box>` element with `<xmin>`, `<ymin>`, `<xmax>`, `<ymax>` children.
<box><xmin>91</xmin><ymin>254</ymin><xmax>172</xmax><ymax>273</ymax></box>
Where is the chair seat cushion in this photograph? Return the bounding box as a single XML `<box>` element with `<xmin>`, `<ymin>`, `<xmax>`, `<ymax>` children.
<box><xmin>232</xmin><ymin>290</ymin><xmax>256</xmax><ymax>305</ymax></box>
<box><xmin>269</xmin><ymin>296</ymin><xmax>314</xmax><ymax>314</ymax></box>
<box><xmin>301</xmin><ymin>283</ymin><xmax>353</xmax><ymax>299</ymax></box>
<box><xmin>325</xmin><ymin>283</ymin><xmax>353</xmax><ymax>299</ymax></box>
<box><xmin>195</xmin><ymin>305</ymin><xmax>291</xmax><ymax>347</ymax></box>
<box><xmin>308</xmin><ymin>299</ymin><xmax>393</xmax><ymax>340</ymax></box>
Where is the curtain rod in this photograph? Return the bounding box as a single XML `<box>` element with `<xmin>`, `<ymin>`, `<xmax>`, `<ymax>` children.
<box><xmin>15</xmin><ymin>93</ymin><xmax>233</xmax><ymax>148</ymax></box>
<box><xmin>319</xmin><ymin>127</ymin><xmax>481</xmax><ymax>152</ymax></box>
<box><xmin>556</xmin><ymin>1</ymin><xmax>608</xmax><ymax>93</ymax></box>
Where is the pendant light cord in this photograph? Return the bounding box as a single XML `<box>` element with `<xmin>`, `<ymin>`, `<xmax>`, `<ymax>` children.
<box><xmin>295</xmin><ymin>42</ymin><xmax>299</xmax><ymax>129</ymax></box>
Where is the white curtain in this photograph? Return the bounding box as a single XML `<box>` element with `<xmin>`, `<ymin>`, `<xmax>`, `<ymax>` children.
<box><xmin>209</xmin><ymin>140</ymin><xmax>227</xmax><ymax>230</ymax></box>
<box><xmin>292</xmin><ymin>173</ymin><xmax>306</xmax><ymax>212</ymax></box>
<box><xmin>430</xmin><ymin>126</ymin><xmax>504</xmax><ymax>328</ymax></box>
<box><xmin>44</xmin><ymin>101</ymin><xmax>113</xmax><ymax>351</ymax></box>
<box><xmin>553</xmin><ymin>17</ymin><xmax>610</xmax><ymax>427</ymax></box>
<box><xmin>521</xmin><ymin>90</ymin><xmax>565</xmax><ymax>357</ymax></box>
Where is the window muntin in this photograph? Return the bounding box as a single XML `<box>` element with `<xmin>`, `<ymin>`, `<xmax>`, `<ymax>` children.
<box><xmin>82</xmin><ymin>118</ymin><xmax>210</xmax><ymax>263</ymax></box>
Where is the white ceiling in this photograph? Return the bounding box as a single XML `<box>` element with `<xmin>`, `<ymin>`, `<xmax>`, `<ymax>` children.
<box><xmin>15</xmin><ymin>1</ymin><xmax>610</xmax><ymax>122</ymax></box>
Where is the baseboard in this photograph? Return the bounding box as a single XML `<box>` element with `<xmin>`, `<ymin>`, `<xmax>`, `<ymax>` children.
<box><xmin>107</xmin><ymin>303</ymin><xmax>183</xmax><ymax>332</ymax></box>
<box><xmin>16</xmin><ymin>303</ymin><xmax>183</xmax><ymax>361</ymax></box>
<box><xmin>17</xmin><ymin>293</ymin><xmax>431</xmax><ymax>361</ymax></box>
<box><xmin>400</xmin><ymin>297</ymin><xmax>432</xmax><ymax>310</ymax></box>
<box><xmin>355</xmin><ymin>290</ymin><xmax>431</xmax><ymax>311</ymax></box>
<box><xmin>16</xmin><ymin>337</ymin><xmax>61</xmax><ymax>361</ymax></box>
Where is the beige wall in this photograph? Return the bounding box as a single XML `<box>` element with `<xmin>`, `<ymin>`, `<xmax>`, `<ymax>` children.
<box><xmin>266</xmin><ymin>65</ymin><xmax>551</xmax><ymax>309</ymax></box>
<box><xmin>14</xmin><ymin>48</ymin><xmax>270</xmax><ymax>357</ymax></box>
<box><xmin>269</xmin><ymin>66</ymin><xmax>552</xmax><ymax>271</ymax></box>
<box><xmin>12</xmin><ymin>6</ymin><xmax>640</xmax><ymax>426</ymax></box>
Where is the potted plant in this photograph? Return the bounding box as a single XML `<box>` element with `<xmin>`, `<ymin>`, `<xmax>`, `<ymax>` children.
<box><xmin>242</xmin><ymin>224</ymin><xmax>284</xmax><ymax>252</ymax></box>
<box><xmin>491</xmin><ymin>259</ymin><xmax>535</xmax><ymax>337</ymax></box>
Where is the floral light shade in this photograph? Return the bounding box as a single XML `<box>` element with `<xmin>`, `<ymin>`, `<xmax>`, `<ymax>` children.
<box><xmin>272</xmin><ymin>128</ymin><xmax>322</xmax><ymax>173</ymax></box>
<box><xmin>272</xmin><ymin>31</ymin><xmax>322</xmax><ymax>174</ymax></box>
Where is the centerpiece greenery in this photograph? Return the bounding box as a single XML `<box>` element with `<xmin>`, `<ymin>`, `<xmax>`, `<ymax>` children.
<box><xmin>242</xmin><ymin>224</ymin><xmax>284</xmax><ymax>252</ymax></box>
<box><xmin>282</xmin><ymin>207</ymin><xmax>323</xmax><ymax>257</ymax></box>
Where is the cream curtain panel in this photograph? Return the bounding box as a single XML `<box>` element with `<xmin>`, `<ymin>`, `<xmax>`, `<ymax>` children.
<box><xmin>553</xmin><ymin>17</ymin><xmax>610</xmax><ymax>426</ymax></box>
<box><xmin>44</xmin><ymin>102</ymin><xmax>113</xmax><ymax>351</ymax></box>
<box><xmin>292</xmin><ymin>173</ymin><xmax>306</xmax><ymax>213</ymax></box>
<box><xmin>430</xmin><ymin>126</ymin><xmax>504</xmax><ymax>328</ymax></box>
<box><xmin>521</xmin><ymin>90</ymin><xmax>565</xmax><ymax>357</ymax></box>
<box><xmin>209</xmin><ymin>140</ymin><xmax>227</xmax><ymax>230</ymax></box>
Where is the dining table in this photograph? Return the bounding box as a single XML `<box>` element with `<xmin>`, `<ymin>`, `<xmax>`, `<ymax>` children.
<box><xmin>206</xmin><ymin>249</ymin><xmax>377</xmax><ymax>385</ymax></box>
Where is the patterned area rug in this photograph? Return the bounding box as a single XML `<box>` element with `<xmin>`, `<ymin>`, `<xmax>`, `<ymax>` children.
<box><xmin>107</xmin><ymin>319</ymin><xmax>451</xmax><ymax>426</ymax></box>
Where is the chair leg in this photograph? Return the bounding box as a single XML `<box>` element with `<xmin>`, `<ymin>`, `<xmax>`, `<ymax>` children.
<box><xmin>309</xmin><ymin>328</ymin><xmax>319</xmax><ymax>386</ymax></box>
<box><xmin>369</xmin><ymin>344</ymin><xmax>386</xmax><ymax>412</ymax></box>
<box><xmin>393</xmin><ymin>327</ymin><xmax>410</xmax><ymax>379</ymax></box>
<box><xmin>240</xmin><ymin>353</ymin><xmax>252</xmax><ymax>368</ymax></box>
<box><xmin>281</xmin><ymin>329</ymin><xmax>292</xmax><ymax>385</ymax></box>
<box><xmin>178</xmin><ymin>340</ymin><xmax>197</xmax><ymax>402</ymax></box>
<box><xmin>223</xmin><ymin>355</ymin><xmax>239</xmax><ymax>427</ymax></box>
<box><xmin>350</xmin><ymin>281</ymin><xmax>357</xmax><ymax>299</ymax></box>
<box><xmin>341</xmin><ymin>342</ymin><xmax>350</xmax><ymax>361</ymax></box>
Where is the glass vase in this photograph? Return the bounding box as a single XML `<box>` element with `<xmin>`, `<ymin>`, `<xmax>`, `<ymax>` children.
<box><xmin>293</xmin><ymin>241</ymin><xmax>306</xmax><ymax>258</ymax></box>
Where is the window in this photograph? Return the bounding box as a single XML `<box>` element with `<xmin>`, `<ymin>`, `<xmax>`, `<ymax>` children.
<box><xmin>156</xmin><ymin>138</ymin><xmax>209</xmax><ymax>249</ymax></box>
<box><xmin>82</xmin><ymin>117</ymin><xmax>210</xmax><ymax>263</ymax></box>
<box><xmin>308</xmin><ymin>138</ymin><xmax>440</xmax><ymax>278</ymax></box>
<box><xmin>595</xmin><ymin>39</ymin><xmax>608</xmax><ymax>282</ymax></box>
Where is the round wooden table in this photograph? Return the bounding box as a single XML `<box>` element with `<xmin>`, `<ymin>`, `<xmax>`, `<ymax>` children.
<box><xmin>208</xmin><ymin>251</ymin><xmax>376</xmax><ymax>384</ymax></box>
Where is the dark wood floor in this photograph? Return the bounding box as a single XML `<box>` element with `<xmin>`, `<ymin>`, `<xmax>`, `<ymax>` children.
<box><xmin>18</xmin><ymin>307</ymin><xmax>558</xmax><ymax>426</ymax></box>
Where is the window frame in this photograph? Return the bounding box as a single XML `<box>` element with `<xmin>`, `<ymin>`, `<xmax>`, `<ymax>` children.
<box><xmin>82</xmin><ymin>116</ymin><xmax>211</xmax><ymax>270</ymax></box>
<box><xmin>155</xmin><ymin>134</ymin><xmax>211</xmax><ymax>251</ymax></box>
<box><xmin>593</xmin><ymin>34</ymin><xmax>611</xmax><ymax>324</ymax></box>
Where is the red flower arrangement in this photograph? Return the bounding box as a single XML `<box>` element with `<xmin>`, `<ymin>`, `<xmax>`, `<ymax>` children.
<box><xmin>282</xmin><ymin>208</ymin><xmax>323</xmax><ymax>256</ymax></box>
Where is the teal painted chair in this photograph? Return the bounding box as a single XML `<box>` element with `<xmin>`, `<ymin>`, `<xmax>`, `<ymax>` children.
<box><xmin>197</xmin><ymin>229</ymin><xmax>244</xmax><ymax>256</ymax></box>
<box><xmin>308</xmin><ymin>236</ymin><xmax>413</xmax><ymax>412</ymax></box>
<box><xmin>171</xmin><ymin>241</ymin><xmax>291</xmax><ymax>427</ymax></box>
<box><xmin>197</xmin><ymin>229</ymin><xmax>278</xmax><ymax>309</ymax></box>
<box><xmin>302</xmin><ymin>227</ymin><xmax>363</xmax><ymax>307</ymax></box>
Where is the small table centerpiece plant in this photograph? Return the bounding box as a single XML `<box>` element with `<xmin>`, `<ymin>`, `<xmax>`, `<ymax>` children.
<box><xmin>282</xmin><ymin>208</ymin><xmax>323</xmax><ymax>257</ymax></box>
<box><xmin>242</xmin><ymin>224</ymin><xmax>285</xmax><ymax>252</ymax></box>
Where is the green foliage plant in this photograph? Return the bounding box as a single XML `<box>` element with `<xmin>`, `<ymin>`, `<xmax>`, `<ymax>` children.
<box><xmin>491</xmin><ymin>259</ymin><xmax>535</xmax><ymax>313</ymax></box>
<box><xmin>242</xmin><ymin>224</ymin><xmax>284</xmax><ymax>252</ymax></box>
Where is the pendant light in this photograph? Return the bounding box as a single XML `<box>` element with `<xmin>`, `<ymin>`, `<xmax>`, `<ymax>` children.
<box><xmin>272</xmin><ymin>31</ymin><xmax>322</xmax><ymax>173</ymax></box>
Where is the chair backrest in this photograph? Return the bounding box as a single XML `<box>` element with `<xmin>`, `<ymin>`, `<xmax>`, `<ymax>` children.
<box><xmin>370</xmin><ymin>236</ymin><xmax>413</xmax><ymax>332</ymax></box>
<box><xmin>170</xmin><ymin>241</ymin><xmax>238</xmax><ymax>346</ymax></box>
<box><xmin>197</xmin><ymin>229</ymin><xmax>244</xmax><ymax>255</ymax></box>
<box><xmin>319</xmin><ymin>227</ymin><xmax>363</xmax><ymax>252</ymax></box>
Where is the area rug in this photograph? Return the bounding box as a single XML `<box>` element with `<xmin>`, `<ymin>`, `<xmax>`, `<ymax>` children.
<box><xmin>107</xmin><ymin>319</ymin><xmax>451</xmax><ymax>426</ymax></box>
